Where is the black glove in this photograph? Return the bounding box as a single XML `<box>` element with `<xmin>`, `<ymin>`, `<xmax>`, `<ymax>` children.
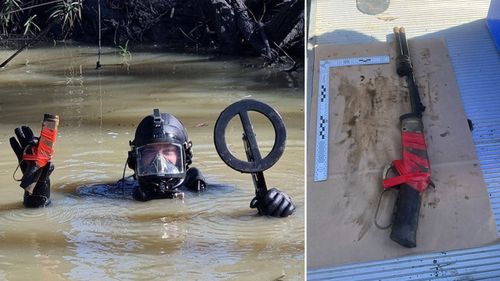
<box><xmin>10</xmin><ymin>126</ymin><xmax>53</xmax><ymax>207</ymax></box>
<box><xmin>23</xmin><ymin>164</ymin><xmax>53</xmax><ymax>207</ymax></box>
<box><xmin>250</xmin><ymin>188</ymin><xmax>295</xmax><ymax>218</ymax></box>
<box><xmin>184</xmin><ymin>167</ymin><xmax>207</xmax><ymax>191</ymax></box>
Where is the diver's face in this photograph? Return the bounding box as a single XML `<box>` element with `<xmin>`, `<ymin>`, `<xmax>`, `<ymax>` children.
<box><xmin>135</xmin><ymin>142</ymin><xmax>185</xmax><ymax>178</ymax></box>
<box><xmin>141</xmin><ymin>143</ymin><xmax>178</xmax><ymax>165</ymax></box>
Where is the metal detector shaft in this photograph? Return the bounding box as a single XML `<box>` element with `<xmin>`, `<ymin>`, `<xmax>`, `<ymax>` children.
<box><xmin>243</xmin><ymin>134</ymin><xmax>268</xmax><ymax>198</ymax></box>
<box><xmin>240</xmin><ymin>115</ymin><xmax>268</xmax><ymax>199</ymax></box>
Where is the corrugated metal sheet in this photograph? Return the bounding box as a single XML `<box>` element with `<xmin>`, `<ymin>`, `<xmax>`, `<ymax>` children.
<box><xmin>308</xmin><ymin>243</ymin><xmax>500</xmax><ymax>281</ymax></box>
<box><xmin>445</xmin><ymin>20</ymin><xmax>500</xmax><ymax>234</ymax></box>
<box><xmin>308</xmin><ymin>0</ymin><xmax>500</xmax><ymax>279</ymax></box>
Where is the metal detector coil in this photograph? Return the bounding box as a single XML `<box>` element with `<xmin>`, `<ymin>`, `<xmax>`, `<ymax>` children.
<box><xmin>214</xmin><ymin>99</ymin><xmax>286</xmax><ymax>173</ymax></box>
<box><xmin>214</xmin><ymin>99</ymin><xmax>286</xmax><ymax>197</ymax></box>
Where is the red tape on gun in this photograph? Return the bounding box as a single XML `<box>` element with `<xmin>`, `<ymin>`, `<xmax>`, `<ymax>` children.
<box><xmin>21</xmin><ymin>114</ymin><xmax>59</xmax><ymax>193</ymax></box>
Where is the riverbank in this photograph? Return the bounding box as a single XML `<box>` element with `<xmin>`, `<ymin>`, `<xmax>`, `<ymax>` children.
<box><xmin>0</xmin><ymin>0</ymin><xmax>304</xmax><ymax>67</ymax></box>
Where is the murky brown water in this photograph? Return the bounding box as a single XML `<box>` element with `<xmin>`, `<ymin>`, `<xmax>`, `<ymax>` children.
<box><xmin>0</xmin><ymin>45</ymin><xmax>304</xmax><ymax>280</ymax></box>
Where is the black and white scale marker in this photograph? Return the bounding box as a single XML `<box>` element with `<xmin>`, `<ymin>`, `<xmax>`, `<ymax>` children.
<box><xmin>314</xmin><ymin>55</ymin><xmax>391</xmax><ymax>182</ymax></box>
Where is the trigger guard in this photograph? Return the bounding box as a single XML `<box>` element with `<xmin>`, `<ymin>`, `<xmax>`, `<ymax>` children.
<box><xmin>382</xmin><ymin>164</ymin><xmax>395</xmax><ymax>180</ymax></box>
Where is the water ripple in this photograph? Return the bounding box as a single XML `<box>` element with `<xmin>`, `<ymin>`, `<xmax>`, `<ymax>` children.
<box><xmin>0</xmin><ymin>202</ymin><xmax>76</xmax><ymax>225</ymax></box>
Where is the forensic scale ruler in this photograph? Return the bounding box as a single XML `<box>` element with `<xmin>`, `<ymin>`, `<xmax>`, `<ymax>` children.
<box><xmin>314</xmin><ymin>55</ymin><xmax>391</xmax><ymax>182</ymax></box>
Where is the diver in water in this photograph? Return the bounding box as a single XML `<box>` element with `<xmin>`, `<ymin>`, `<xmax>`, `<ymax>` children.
<box><xmin>10</xmin><ymin>109</ymin><xmax>295</xmax><ymax>218</ymax></box>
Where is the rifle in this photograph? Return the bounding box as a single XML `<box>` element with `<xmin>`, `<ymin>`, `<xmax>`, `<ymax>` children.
<box><xmin>383</xmin><ymin>27</ymin><xmax>432</xmax><ymax>248</ymax></box>
<box><xmin>20</xmin><ymin>114</ymin><xmax>59</xmax><ymax>194</ymax></box>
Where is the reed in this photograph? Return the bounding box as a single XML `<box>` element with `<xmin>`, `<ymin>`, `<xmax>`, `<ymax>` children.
<box><xmin>119</xmin><ymin>40</ymin><xmax>132</xmax><ymax>70</ymax></box>
<box><xmin>23</xmin><ymin>14</ymin><xmax>40</xmax><ymax>36</ymax></box>
<box><xmin>0</xmin><ymin>0</ymin><xmax>22</xmax><ymax>35</ymax></box>
<box><xmin>49</xmin><ymin>0</ymin><xmax>83</xmax><ymax>38</ymax></box>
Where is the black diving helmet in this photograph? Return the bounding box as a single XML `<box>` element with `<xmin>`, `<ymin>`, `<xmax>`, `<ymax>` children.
<box><xmin>128</xmin><ymin>109</ymin><xmax>192</xmax><ymax>189</ymax></box>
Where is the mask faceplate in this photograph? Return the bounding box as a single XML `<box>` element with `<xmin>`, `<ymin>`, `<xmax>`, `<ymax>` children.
<box><xmin>136</xmin><ymin>142</ymin><xmax>185</xmax><ymax>178</ymax></box>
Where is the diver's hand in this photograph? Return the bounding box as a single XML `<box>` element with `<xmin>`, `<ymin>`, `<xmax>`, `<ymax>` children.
<box><xmin>10</xmin><ymin>126</ymin><xmax>54</xmax><ymax>193</ymax></box>
<box><xmin>22</xmin><ymin>163</ymin><xmax>53</xmax><ymax>207</ymax></box>
<box><xmin>184</xmin><ymin>167</ymin><xmax>207</xmax><ymax>191</ymax></box>
<box><xmin>10</xmin><ymin>126</ymin><xmax>36</xmax><ymax>174</ymax></box>
<box><xmin>10</xmin><ymin>126</ymin><xmax>53</xmax><ymax>207</ymax></box>
<box><xmin>250</xmin><ymin>188</ymin><xmax>295</xmax><ymax>218</ymax></box>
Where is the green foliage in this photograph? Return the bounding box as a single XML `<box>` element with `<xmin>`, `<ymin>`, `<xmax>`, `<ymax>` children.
<box><xmin>118</xmin><ymin>40</ymin><xmax>132</xmax><ymax>70</ymax></box>
<box><xmin>0</xmin><ymin>0</ymin><xmax>22</xmax><ymax>35</ymax></box>
<box><xmin>1</xmin><ymin>0</ymin><xmax>82</xmax><ymax>38</ymax></box>
<box><xmin>23</xmin><ymin>14</ymin><xmax>40</xmax><ymax>36</ymax></box>
<box><xmin>49</xmin><ymin>0</ymin><xmax>82</xmax><ymax>38</ymax></box>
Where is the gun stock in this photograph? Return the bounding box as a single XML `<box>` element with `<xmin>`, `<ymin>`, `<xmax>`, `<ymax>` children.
<box><xmin>390</xmin><ymin>183</ymin><xmax>421</xmax><ymax>247</ymax></box>
<box><xmin>388</xmin><ymin>114</ymin><xmax>429</xmax><ymax>247</ymax></box>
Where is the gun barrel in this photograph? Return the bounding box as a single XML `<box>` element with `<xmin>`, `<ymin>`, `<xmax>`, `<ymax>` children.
<box><xmin>407</xmin><ymin>76</ymin><xmax>425</xmax><ymax>116</ymax></box>
<box><xmin>393</xmin><ymin>27</ymin><xmax>425</xmax><ymax>116</ymax></box>
<box><xmin>398</xmin><ymin>27</ymin><xmax>410</xmax><ymax>57</ymax></box>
